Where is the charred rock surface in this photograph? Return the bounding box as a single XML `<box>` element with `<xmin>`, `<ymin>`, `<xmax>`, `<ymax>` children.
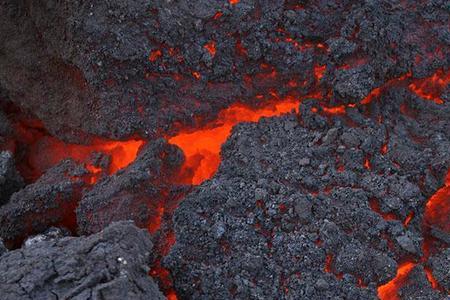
<box><xmin>165</xmin><ymin>95</ymin><xmax>450</xmax><ymax>299</ymax></box>
<box><xmin>77</xmin><ymin>139</ymin><xmax>189</xmax><ymax>235</ymax></box>
<box><xmin>0</xmin><ymin>221</ymin><xmax>164</xmax><ymax>300</ymax></box>
<box><xmin>0</xmin><ymin>151</ymin><xmax>23</xmax><ymax>205</ymax></box>
<box><xmin>0</xmin><ymin>1</ymin><xmax>448</xmax><ymax>141</ymax></box>
<box><xmin>0</xmin><ymin>160</ymin><xmax>88</xmax><ymax>244</ymax></box>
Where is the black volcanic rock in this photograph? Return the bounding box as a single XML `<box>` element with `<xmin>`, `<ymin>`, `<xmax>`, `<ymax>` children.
<box><xmin>165</xmin><ymin>95</ymin><xmax>450</xmax><ymax>299</ymax></box>
<box><xmin>77</xmin><ymin>139</ymin><xmax>189</xmax><ymax>235</ymax></box>
<box><xmin>429</xmin><ymin>248</ymin><xmax>450</xmax><ymax>292</ymax></box>
<box><xmin>0</xmin><ymin>151</ymin><xmax>24</xmax><ymax>205</ymax></box>
<box><xmin>0</xmin><ymin>160</ymin><xmax>87</xmax><ymax>243</ymax></box>
<box><xmin>0</xmin><ymin>221</ymin><xmax>164</xmax><ymax>300</ymax></box>
<box><xmin>0</xmin><ymin>0</ymin><xmax>448</xmax><ymax>141</ymax></box>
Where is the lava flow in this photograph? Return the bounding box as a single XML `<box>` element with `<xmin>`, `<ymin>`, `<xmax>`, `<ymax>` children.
<box><xmin>4</xmin><ymin>116</ymin><xmax>144</xmax><ymax>183</ymax></box>
<box><xmin>377</xmin><ymin>169</ymin><xmax>450</xmax><ymax>299</ymax></box>
<box><xmin>377</xmin><ymin>262</ymin><xmax>416</xmax><ymax>300</ymax></box>
<box><xmin>168</xmin><ymin>98</ymin><xmax>299</xmax><ymax>185</ymax></box>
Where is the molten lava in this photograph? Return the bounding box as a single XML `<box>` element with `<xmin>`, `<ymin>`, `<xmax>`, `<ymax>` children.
<box><xmin>378</xmin><ymin>169</ymin><xmax>450</xmax><ymax>298</ymax></box>
<box><xmin>27</xmin><ymin>137</ymin><xmax>143</xmax><ymax>183</ymax></box>
<box><xmin>377</xmin><ymin>262</ymin><xmax>416</xmax><ymax>300</ymax></box>
<box><xmin>409</xmin><ymin>69</ymin><xmax>450</xmax><ymax>104</ymax></box>
<box><xmin>6</xmin><ymin>117</ymin><xmax>144</xmax><ymax>183</ymax></box>
<box><xmin>204</xmin><ymin>41</ymin><xmax>216</xmax><ymax>57</ymax></box>
<box><xmin>168</xmin><ymin>99</ymin><xmax>299</xmax><ymax>185</ymax></box>
<box><xmin>424</xmin><ymin>170</ymin><xmax>450</xmax><ymax>233</ymax></box>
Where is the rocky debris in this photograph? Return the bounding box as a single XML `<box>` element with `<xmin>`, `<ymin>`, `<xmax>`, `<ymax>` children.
<box><xmin>0</xmin><ymin>151</ymin><xmax>23</xmax><ymax>205</ymax></box>
<box><xmin>165</xmin><ymin>95</ymin><xmax>450</xmax><ymax>299</ymax></box>
<box><xmin>0</xmin><ymin>160</ymin><xmax>88</xmax><ymax>244</ymax></box>
<box><xmin>0</xmin><ymin>221</ymin><xmax>165</xmax><ymax>300</ymax></box>
<box><xmin>397</xmin><ymin>265</ymin><xmax>442</xmax><ymax>300</ymax></box>
<box><xmin>77</xmin><ymin>139</ymin><xmax>190</xmax><ymax>235</ymax></box>
<box><xmin>0</xmin><ymin>1</ymin><xmax>448</xmax><ymax>141</ymax></box>
<box><xmin>429</xmin><ymin>248</ymin><xmax>450</xmax><ymax>292</ymax></box>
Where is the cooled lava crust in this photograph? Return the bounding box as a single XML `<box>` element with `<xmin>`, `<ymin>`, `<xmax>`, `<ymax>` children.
<box><xmin>0</xmin><ymin>0</ymin><xmax>449</xmax><ymax>299</ymax></box>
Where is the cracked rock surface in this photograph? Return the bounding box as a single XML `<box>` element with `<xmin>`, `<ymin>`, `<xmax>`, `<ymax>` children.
<box><xmin>0</xmin><ymin>221</ymin><xmax>164</xmax><ymax>300</ymax></box>
<box><xmin>165</xmin><ymin>93</ymin><xmax>450</xmax><ymax>299</ymax></box>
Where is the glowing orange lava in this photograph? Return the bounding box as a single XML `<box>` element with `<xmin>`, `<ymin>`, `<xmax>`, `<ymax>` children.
<box><xmin>229</xmin><ymin>0</ymin><xmax>240</xmax><ymax>4</ymax></box>
<box><xmin>424</xmin><ymin>170</ymin><xmax>450</xmax><ymax>233</ymax></box>
<box><xmin>378</xmin><ymin>261</ymin><xmax>416</xmax><ymax>300</ymax></box>
<box><xmin>149</xmin><ymin>49</ymin><xmax>162</xmax><ymax>62</ymax></box>
<box><xmin>28</xmin><ymin>136</ymin><xmax>143</xmax><ymax>182</ymax></box>
<box><xmin>204</xmin><ymin>41</ymin><xmax>217</xmax><ymax>57</ymax></box>
<box><xmin>324</xmin><ymin>254</ymin><xmax>333</xmax><ymax>273</ymax></box>
<box><xmin>409</xmin><ymin>69</ymin><xmax>450</xmax><ymax>104</ymax></box>
<box><xmin>424</xmin><ymin>266</ymin><xmax>440</xmax><ymax>290</ymax></box>
<box><xmin>369</xmin><ymin>198</ymin><xmax>398</xmax><ymax>221</ymax></box>
<box><xmin>169</xmin><ymin>99</ymin><xmax>299</xmax><ymax>185</ymax></box>
<box><xmin>314</xmin><ymin>64</ymin><xmax>326</xmax><ymax>81</ymax></box>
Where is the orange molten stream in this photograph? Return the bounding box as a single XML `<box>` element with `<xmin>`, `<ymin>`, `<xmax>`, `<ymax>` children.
<box><xmin>168</xmin><ymin>98</ymin><xmax>299</xmax><ymax>185</ymax></box>
<box><xmin>377</xmin><ymin>262</ymin><xmax>416</xmax><ymax>300</ymax></box>
<box><xmin>378</xmin><ymin>170</ymin><xmax>450</xmax><ymax>299</ymax></box>
<box><xmin>424</xmin><ymin>170</ymin><xmax>450</xmax><ymax>233</ymax></box>
<box><xmin>408</xmin><ymin>69</ymin><xmax>450</xmax><ymax>104</ymax></box>
<box><xmin>28</xmin><ymin>136</ymin><xmax>143</xmax><ymax>182</ymax></box>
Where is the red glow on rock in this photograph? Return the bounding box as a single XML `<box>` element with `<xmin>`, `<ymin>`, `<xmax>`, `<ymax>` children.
<box><xmin>409</xmin><ymin>69</ymin><xmax>450</xmax><ymax>104</ymax></box>
<box><xmin>424</xmin><ymin>170</ymin><xmax>450</xmax><ymax>233</ymax></box>
<box><xmin>403</xmin><ymin>211</ymin><xmax>414</xmax><ymax>227</ymax></box>
<box><xmin>204</xmin><ymin>41</ymin><xmax>216</xmax><ymax>57</ymax></box>
<box><xmin>314</xmin><ymin>65</ymin><xmax>326</xmax><ymax>81</ymax></box>
<box><xmin>29</xmin><ymin>137</ymin><xmax>143</xmax><ymax>182</ymax></box>
<box><xmin>381</xmin><ymin>142</ymin><xmax>388</xmax><ymax>155</ymax></box>
<box><xmin>324</xmin><ymin>254</ymin><xmax>333</xmax><ymax>273</ymax></box>
<box><xmin>424</xmin><ymin>266</ymin><xmax>440</xmax><ymax>290</ymax></box>
<box><xmin>377</xmin><ymin>262</ymin><xmax>415</xmax><ymax>300</ymax></box>
<box><xmin>149</xmin><ymin>49</ymin><xmax>162</xmax><ymax>62</ymax></box>
<box><xmin>213</xmin><ymin>11</ymin><xmax>223</xmax><ymax>20</ymax></box>
<box><xmin>235</xmin><ymin>39</ymin><xmax>248</xmax><ymax>57</ymax></box>
<box><xmin>369</xmin><ymin>198</ymin><xmax>398</xmax><ymax>221</ymax></box>
<box><xmin>361</xmin><ymin>87</ymin><xmax>382</xmax><ymax>105</ymax></box>
<box><xmin>8</xmin><ymin>116</ymin><xmax>144</xmax><ymax>183</ymax></box>
<box><xmin>148</xmin><ymin>204</ymin><xmax>165</xmax><ymax>234</ymax></box>
<box><xmin>229</xmin><ymin>0</ymin><xmax>240</xmax><ymax>4</ymax></box>
<box><xmin>322</xmin><ymin>105</ymin><xmax>346</xmax><ymax>115</ymax></box>
<box><xmin>169</xmin><ymin>99</ymin><xmax>299</xmax><ymax>185</ymax></box>
<box><xmin>364</xmin><ymin>157</ymin><xmax>371</xmax><ymax>170</ymax></box>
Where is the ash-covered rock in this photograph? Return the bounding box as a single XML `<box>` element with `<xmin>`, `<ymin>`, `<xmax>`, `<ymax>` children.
<box><xmin>77</xmin><ymin>139</ymin><xmax>189</xmax><ymax>234</ymax></box>
<box><xmin>23</xmin><ymin>226</ymin><xmax>70</xmax><ymax>248</ymax></box>
<box><xmin>429</xmin><ymin>248</ymin><xmax>450</xmax><ymax>292</ymax></box>
<box><xmin>165</xmin><ymin>95</ymin><xmax>450</xmax><ymax>299</ymax></box>
<box><xmin>0</xmin><ymin>221</ymin><xmax>164</xmax><ymax>300</ymax></box>
<box><xmin>0</xmin><ymin>151</ymin><xmax>23</xmax><ymax>205</ymax></box>
<box><xmin>0</xmin><ymin>160</ymin><xmax>88</xmax><ymax>244</ymax></box>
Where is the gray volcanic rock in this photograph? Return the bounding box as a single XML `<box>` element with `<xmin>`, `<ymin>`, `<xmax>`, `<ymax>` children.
<box><xmin>0</xmin><ymin>160</ymin><xmax>87</xmax><ymax>243</ymax></box>
<box><xmin>0</xmin><ymin>151</ymin><xmax>23</xmax><ymax>205</ymax></box>
<box><xmin>77</xmin><ymin>139</ymin><xmax>189</xmax><ymax>235</ymax></box>
<box><xmin>0</xmin><ymin>0</ymin><xmax>448</xmax><ymax>141</ymax></box>
<box><xmin>429</xmin><ymin>248</ymin><xmax>450</xmax><ymax>292</ymax></box>
<box><xmin>165</xmin><ymin>94</ymin><xmax>450</xmax><ymax>299</ymax></box>
<box><xmin>0</xmin><ymin>221</ymin><xmax>164</xmax><ymax>300</ymax></box>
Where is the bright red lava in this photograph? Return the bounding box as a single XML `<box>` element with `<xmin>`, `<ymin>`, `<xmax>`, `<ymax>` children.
<box><xmin>27</xmin><ymin>136</ymin><xmax>143</xmax><ymax>183</ymax></box>
<box><xmin>378</xmin><ymin>170</ymin><xmax>450</xmax><ymax>298</ymax></box>
<box><xmin>408</xmin><ymin>69</ymin><xmax>450</xmax><ymax>104</ymax></box>
<box><xmin>377</xmin><ymin>262</ymin><xmax>416</xmax><ymax>300</ymax></box>
<box><xmin>5</xmin><ymin>118</ymin><xmax>144</xmax><ymax>183</ymax></box>
<box><xmin>168</xmin><ymin>98</ymin><xmax>299</xmax><ymax>185</ymax></box>
<box><xmin>424</xmin><ymin>170</ymin><xmax>450</xmax><ymax>233</ymax></box>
